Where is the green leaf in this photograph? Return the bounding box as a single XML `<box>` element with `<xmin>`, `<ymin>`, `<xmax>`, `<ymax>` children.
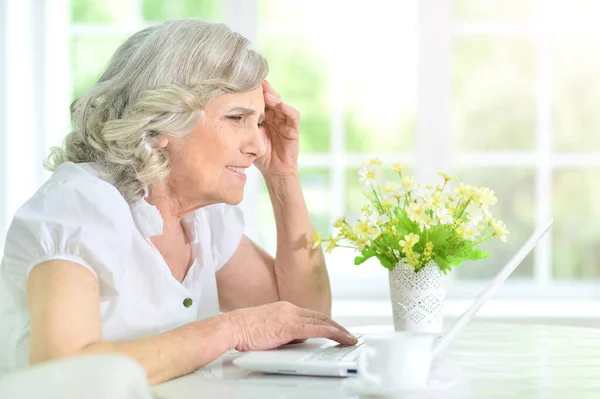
<box><xmin>354</xmin><ymin>256</ymin><xmax>366</xmax><ymax>265</ymax></box>
<box><xmin>444</xmin><ymin>255</ymin><xmax>463</xmax><ymax>266</ymax></box>
<box><xmin>354</xmin><ymin>247</ymin><xmax>378</xmax><ymax>265</ymax></box>
<box><xmin>434</xmin><ymin>256</ymin><xmax>450</xmax><ymax>271</ymax></box>
<box><xmin>361</xmin><ymin>248</ymin><xmax>375</xmax><ymax>258</ymax></box>
<box><xmin>379</xmin><ymin>258</ymin><xmax>395</xmax><ymax>270</ymax></box>
<box><xmin>457</xmin><ymin>247</ymin><xmax>491</xmax><ymax>261</ymax></box>
<box><xmin>432</xmin><ymin>229</ymin><xmax>451</xmax><ymax>247</ymax></box>
<box><xmin>471</xmin><ymin>248</ymin><xmax>492</xmax><ymax>260</ymax></box>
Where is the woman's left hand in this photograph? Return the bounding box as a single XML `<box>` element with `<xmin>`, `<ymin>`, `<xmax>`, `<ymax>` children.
<box><xmin>254</xmin><ymin>80</ymin><xmax>300</xmax><ymax>177</ymax></box>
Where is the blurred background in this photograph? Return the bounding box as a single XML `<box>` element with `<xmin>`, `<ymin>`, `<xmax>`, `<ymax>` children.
<box><xmin>1</xmin><ymin>0</ymin><xmax>599</xmax><ymax>326</ymax></box>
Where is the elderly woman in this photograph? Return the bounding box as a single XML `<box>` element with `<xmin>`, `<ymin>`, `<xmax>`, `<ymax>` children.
<box><xmin>0</xmin><ymin>19</ymin><xmax>356</xmax><ymax>384</ymax></box>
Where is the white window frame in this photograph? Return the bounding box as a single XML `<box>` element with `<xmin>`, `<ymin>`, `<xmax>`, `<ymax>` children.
<box><xmin>1</xmin><ymin>0</ymin><xmax>48</xmax><ymax>239</ymax></box>
<box><xmin>0</xmin><ymin>0</ymin><xmax>7</xmax><ymax>239</ymax></box>
<box><xmin>3</xmin><ymin>0</ymin><xmax>600</xmax><ymax>303</ymax></box>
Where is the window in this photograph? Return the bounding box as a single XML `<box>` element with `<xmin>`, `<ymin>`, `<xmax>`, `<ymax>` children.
<box><xmin>251</xmin><ymin>0</ymin><xmax>418</xmax><ymax>251</ymax></box>
<box><xmin>450</xmin><ymin>0</ymin><xmax>600</xmax><ymax>299</ymax></box>
<box><xmin>1</xmin><ymin>0</ymin><xmax>599</xmax><ymax>302</ymax></box>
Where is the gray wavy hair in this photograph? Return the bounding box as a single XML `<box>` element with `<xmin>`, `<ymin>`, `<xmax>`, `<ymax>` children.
<box><xmin>46</xmin><ymin>19</ymin><xmax>268</xmax><ymax>203</ymax></box>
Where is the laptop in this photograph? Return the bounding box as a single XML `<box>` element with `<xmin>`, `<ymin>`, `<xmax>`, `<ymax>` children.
<box><xmin>233</xmin><ymin>220</ymin><xmax>553</xmax><ymax>377</ymax></box>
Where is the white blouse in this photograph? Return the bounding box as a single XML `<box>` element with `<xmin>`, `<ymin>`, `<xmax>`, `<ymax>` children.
<box><xmin>0</xmin><ymin>162</ymin><xmax>244</xmax><ymax>374</ymax></box>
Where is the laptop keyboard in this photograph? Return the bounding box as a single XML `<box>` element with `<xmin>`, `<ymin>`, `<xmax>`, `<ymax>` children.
<box><xmin>301</xmin><ymin>334</ymin><xmax>365</xmax><ymax>363</ymax></box>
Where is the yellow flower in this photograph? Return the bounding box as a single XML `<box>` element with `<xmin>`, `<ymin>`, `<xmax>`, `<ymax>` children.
<box><xmin>399</xmin><ymin>233</ymin><xmax>420</xmax><ymax>251</ymax></box>
<box><xmin>435</xmin><ymin>207</ymin><xmax>453</xmax><ymax>225</ymax></box>
<box><xmin>390</xmin><ymin>162</ymin><xmax>409</xmax><ymax>174</ymax></box>
<box><xmin>401</xmin><ymin>177</ymin><xmax>417</xmax><ymax>192</ymax></box>
<box><xmin>457</xmin><ymin>223</ymin><xmax>477</xmax><ymax>240</ymax></box>
<box><xmin>325</xmin><ymin>235</ymin><xmax>340</xmax><ymax>254</ymax></box>
<box><xmin>421</xmin><ymin>213</ymin><xmax>436</xmax><ymax>230</ymax></box>
<box><xmin>407</xmin><ymin>252</ymin><xmax>421</xmax><ymax>266</ymax></box>
<box><xmin>422</xmin><ymin>241</ymin><xmax>434</xmax><ymax>262</ymax></box>
<box><xmin>355</xmin><ymin>236</ymin><xmax>369</xmax><ymax>250</ymax></box>
<box><xmin>457</xmin><ymin>182</ymin><xmax>476</xmax><ymax>200</ymax></box>
<box><xmin>419</xmin><ymin>190</ymin><xmax>435</xmax><ymax>209</ymax></box>
<box><xmin>354</xmin><ymin>220</ymin><xmax>377</xmax><ymax>236</ymax></box>
<box><xmin>478</xmin><ymin>187</ymin><xmax>498</xmax><ymax>207</ymax></box>
<box><xmin>311</xmin><ymin>231</ymin><xmax>322</xmax><ymax>249</ymax></box>
<box><xmin>492</xmin><ymin>220</ymin><xmax>509</xmax><ymax>242</ymax></box>
<box><xmin>358</xmin><ymin>166</ymin><xmax>378</xmax><ymax>187</ymax></box>
<box><xmin>431</xmin><ymin>191</ymin><xmax>446</xmax><ymax>208</ymax></box>
<box><xmin>341</xmin><ymin>225</ymin><xmax>356</xmax><ymax>241</ymax></box>
<box><xmin>382</xmin><ymin>182</ymin><xmax>401</xmax><ymax>194</ymax></box>
<box><xmin>383</xmin><ymin>198</ymin><xmax>395</xmax><ymax>208</ymax></box>
<box><xmin>439</xmin><ymin>172</ymin><xmax>459</xmax><ymax>182</ymax></box>
<box><xmin>333</xmin><ymin>217</ymin><xmax>346</xmax><ymax>229</ymax></box>
<box><xmin>363</xmin><ymin>158</ymin><xmax>383</xmax><ymax>168</ymax></box>
<box><xmin>373</xmin><ymin>214</ymin><xmax>390</xmax><ymax>226</ymax></box>
<box><xmin>406</xmin><ymin>202</ymin><xmax>425</xmax><ymax>222</ymax></box>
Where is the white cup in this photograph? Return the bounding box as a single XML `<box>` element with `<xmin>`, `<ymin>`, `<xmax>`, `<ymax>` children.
<box><xmin>356</xmin><ymin>331</ymin><xmax>435</xmax><ymax>392</ymax></box>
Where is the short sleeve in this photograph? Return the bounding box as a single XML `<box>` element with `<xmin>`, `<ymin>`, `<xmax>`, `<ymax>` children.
<box><xmin>2</xmin><ymin>172</ymin><xmax>133</xmax><ymax>299</ymax></box>
<box><xmin>200</xmin><ymin>204</ymin><xmax>245</xmax><ymax>272</ymax></box>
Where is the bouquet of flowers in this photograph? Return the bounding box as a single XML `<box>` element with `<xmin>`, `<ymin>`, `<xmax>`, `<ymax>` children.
<box><xmin>313</xmin><ymin>159</ymin><xmax>509</xmax><ymax>274</ymax></box>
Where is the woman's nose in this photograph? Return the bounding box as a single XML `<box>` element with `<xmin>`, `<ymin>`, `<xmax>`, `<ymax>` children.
<box><xmin>242</xmin><ymin>125</ymin><xmax>267</xmax><ymax>158</ymax></box>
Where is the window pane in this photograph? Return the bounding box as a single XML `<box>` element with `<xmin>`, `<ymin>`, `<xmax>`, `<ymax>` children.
<box><xmin>344</xmin><ymin>4</ymin><xmax>417</xmax><ymax>153</ymax></box>
<box><xmin>142</xmin><ymin>0</ymin><xmax>222</xmax><ymax>21</ymax></box>
<box><xmin>345</xmin><ymin>168</ymin><xmax>366</xmax><ymax>224</ymax></box>
<box><xmin>259</xmin><ymin>36</ymin><xmax>332</xmax><ymax>153</ymax></box>
<box><xmin>453</xmin><ymin>167</ymin><xmax>535</xmax><ymax>279</ymax></box>
<box><xmin>258</xmin><ymin>169</ymin><xmax>330</xmax><ymax>254</ymax></box>
<box><xmin>553</xmin><ymin>170</ymin><xmax>600</xmax><ymax>279</ymax></box>
<box><xmin>257</xmin><ymin>0</ymin><xmax>332</xmax><ymax>153</ymax></box>
<box><xmin>71</xmin><ymin>0</ymin><xmax>137</xmax><ymax>23</ymax></box>
<box><xmin>454</xmin><ymin>0</ymin><xmax>533</xmax><ymax>21</ymax></box>
<box><xmin>452</xmin><ymin>37</ymin><xmax>536</xmax><ymax>151</ymax></box>
<box><xmin>547</xmin><ymin>0</ymin><xmax>600</xmax><ymax>27</ymax></box>
<box><xmin>553</xmin><ymin>35</ymin><xmax>600</xmax><ymax>152</ymax></box>
<box><xmin>257</xmin><ymin>184</ymin><xmax>276</xmax><ymax>254</ymax></box>
<box><xmin>303</xmin><ymin>169</ymin><xmax>332</xmax><ymax>236</ymax></box>
<box><xmin>257</xmin><ymin>0</ymin><xmax>334</xmax><ymax>153</ymax></box>
<box><xmin>258</xmin><ymin>0</ymin><xmax>418</xmax><ymax>154</ymax></box>
<box><xmin>71</xmin><ymin>37</ymin><xmax>126</xmax><ymax>99</ymax></box>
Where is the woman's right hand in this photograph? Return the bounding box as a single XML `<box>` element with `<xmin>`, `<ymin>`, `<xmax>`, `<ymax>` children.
<box><xmin>224</xmin><ymin>301</ymin><xmax>358</xmax><ymax>352</ymax></box>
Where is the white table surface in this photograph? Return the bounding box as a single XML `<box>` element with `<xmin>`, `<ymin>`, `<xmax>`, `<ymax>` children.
<box><xmin>152</xmin><ymin>322</ymin><xmax>600</xmax><ymax>399</ymax></box>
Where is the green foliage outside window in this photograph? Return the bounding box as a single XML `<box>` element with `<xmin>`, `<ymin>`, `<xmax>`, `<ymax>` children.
<box><xmin>142</xmin><ymin>0</ymin><xmax>221</xmax><ymax>21</ymax></box>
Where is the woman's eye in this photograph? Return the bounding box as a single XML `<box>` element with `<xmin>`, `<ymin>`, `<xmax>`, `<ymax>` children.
<box><xmin>226</xmin><ymin>115</ymin><xmax>243</xmax><ymax>122</ymax></box>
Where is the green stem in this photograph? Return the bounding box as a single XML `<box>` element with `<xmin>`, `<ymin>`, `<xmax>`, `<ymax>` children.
<box><xmin>448</xmin><ymin>234</ymin><xmax>493</xmax><ymax>256</ymax></box>
<box><xmin>333</xmin><ymin>244</ymin><xmax>358</xmax><ymax>249</ymax></box>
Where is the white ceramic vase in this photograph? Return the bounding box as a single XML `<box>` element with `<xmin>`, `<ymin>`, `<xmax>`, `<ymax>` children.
<box><xmin>388</xmin><ymin>260</ymin><xmax>446</xmax><ymax>334</ymax></box>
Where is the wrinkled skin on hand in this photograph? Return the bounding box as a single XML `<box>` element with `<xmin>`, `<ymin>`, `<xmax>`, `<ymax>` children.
<box><xmin>226</xmin><ymin>301</ymin><xmax>357</xmax><ymax>352</ymax></box>
<box><xmin>253</xmin><ymin>81</ymin><xmax>301</xmax><ymax>178</ymax></box>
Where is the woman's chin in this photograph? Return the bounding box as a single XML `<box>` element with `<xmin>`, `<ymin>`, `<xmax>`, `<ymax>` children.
<box><xmin>222</xmin><ymin>193</ymin><xmax>244</xmax><ymax>206</ymax></box>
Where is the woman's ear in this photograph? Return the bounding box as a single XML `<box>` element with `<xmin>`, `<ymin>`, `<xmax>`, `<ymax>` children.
<box><xmin>156</xmin><ymin>136</ymin><xmax>169</xmax><ymax>148</ymax></box>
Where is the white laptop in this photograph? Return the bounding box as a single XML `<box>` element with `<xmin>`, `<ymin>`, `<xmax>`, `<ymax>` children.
<box><xmin>233</xmin><ymin>220</ymin><xmax>553</xmax><ymax>377</ymax></box>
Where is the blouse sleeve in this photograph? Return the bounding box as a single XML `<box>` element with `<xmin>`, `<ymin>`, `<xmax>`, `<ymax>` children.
<box><xmin>2</xmin><ymin>175</ymin><xmax>133</xmax><ymax>299</ymax></box>
<box><xmin>201</xmin><ymin>204</ymin><xmax>245</xmax><ymax>272</ymax></box>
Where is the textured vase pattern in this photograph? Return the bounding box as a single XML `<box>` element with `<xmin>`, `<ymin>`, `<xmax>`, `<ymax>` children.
<box><xmin>388</xmin><ymin>260</ymin><xmax>446</xmax><ymax>333</ymax></box>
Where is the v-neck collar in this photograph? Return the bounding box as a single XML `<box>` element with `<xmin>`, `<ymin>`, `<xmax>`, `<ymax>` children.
<box><xmin>129</xmin><ymin>196</ymin><xmax>198</xmax><ymax>243</ymax></box>
<box><xmin>130</xmin><ymin>195</ymin><xmax>202</xmax><ymax>289</ymax></box>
